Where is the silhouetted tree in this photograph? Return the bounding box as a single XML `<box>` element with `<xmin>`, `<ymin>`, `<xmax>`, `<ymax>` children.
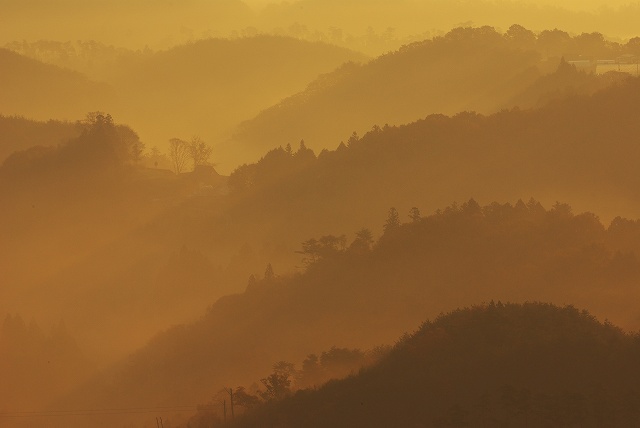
<box><xmin>131</xmin><ymin>139</ymin><xmax>144</xmax><ymax>163</ymax></box>
<box><xmin>319</xmin><ymin>234</ymin><xmax>347</xmax><ymax>255</ymax></box>
<box><xmin>233</xmin><ymin>386</ymin><xmax>260</xmax><ymax>409</ymax></box>
<box><xmin>168</xmin><ymin>137</ymin><xmax>189</xmax><ymax>173</ymax></box>
<box><xmin>298</xmin><ymin>238</ymin><xmax>321</xmax><ymax>265</ymax></box>
<box><xmin>264</xmin><ymin>263</ymin><xmax>275</xmax><ymax>281</ymax></box>
<box><xmin>246</xmin><ymin>274</ymin><xmax>257</xmax><ymax>292</ymax></box>
<box><xmin>295</xmin><ymin>139</ymin><xmax>316</xmax><ymax>162</ymax></box>
<box><xmin>409</xmin><ymin>207</ymin><xmax>421</xmax><ymax>222</ymax></box>
<box><xmin>299</xmin><ymin>354</ymin><xmax>323</xmax><ymax>388</ymax></box>
<box><xmin>347</xmin><ymin>131</ymin><xmax>359</xmax><ymax>147</ymax></box>
<box><xmin>299</xmin><ymin>235</ymin><xmax>346</xmax><ymax>265</ymax></box>
<box><xmin>259</xmin><ymin>361</ymin><xmax>295</xmax><ymax>401</ymax></box>
<box><xmin>77</xmin><ymin>111</ymin><xmax>114</xmax><ymax>131</ymax></box>
<box><xmin>349</xmin><ymin>228</ymin><xmax>374</xmax><ymax>253</ymax></box>
<box><xmin>188</xmin><ymin>135</ymin><xmax>213</xmax><ymax>170</ymax></box>
<box><xmin>383</xmin><ymin>207</ymin><xmax>400</xmax><ymax>233</ymax></box>
<box><xmin>505</xmin><ymin>24</ymin><xmax>536</xmax><ymax>50</ymax></box>
<box><xmin>319</xmin><ymin>347</ymin><xmax>366</xmax><ymax>378</ymax></box>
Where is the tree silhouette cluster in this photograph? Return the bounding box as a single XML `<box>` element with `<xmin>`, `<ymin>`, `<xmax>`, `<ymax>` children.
<box><xmin>228</xmin><ymin>140</ymin><xmax>315</xmax><ymax>192</ymax></box>
<box><xmin>168</xmin><ymin>136</ymin><xmax>213</xmax><ymax>174</ymax></box>
<box><xmin>1</xmin><ymin>112</ymin><xmax>144</xmax><ymax>188</ymax></box>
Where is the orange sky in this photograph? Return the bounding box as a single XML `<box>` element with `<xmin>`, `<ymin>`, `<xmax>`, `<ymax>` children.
<box><xmin>2</xmin><ymin>0</ymin><xmax>640</xmax><ymax>50</ymax></box>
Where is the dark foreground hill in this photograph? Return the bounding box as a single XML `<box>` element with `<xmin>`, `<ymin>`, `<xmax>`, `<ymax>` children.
<box><xmin>55</xmin><ymin>200</ymin><xmax>640</xmax><ymax>427</ymax></box>
<box><xmin>231</xmin><ymin>302</ymin><xmax>640</xmax><ymax>428</ymax></box>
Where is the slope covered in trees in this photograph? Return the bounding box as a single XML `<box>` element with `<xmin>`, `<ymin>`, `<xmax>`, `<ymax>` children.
<box><xmin>222</xmin><ymin>75</ymin><xmax>640</xmax><ymax>251</ymax></box>
<box><xmin>231</xmin><ymin>302</ymin><xmax>640</xmax><ymax>428</ymax></box>
<box><xmin>0</xmin><ymin>113</ymin><xmax>237</xmax><ymax>368</ymax></box>
<box><xmin>0</xmin><ymin>115</ymin><xmax>80</xmax><ymax>164</ymax></box>
<box><xmin>5</xmin><ymin>73</ymin><xmax>640</xmax><ymax>415</ymax></box>
<box><xmin>228</xmin><ymin>25</ymin><xmax>637</xmax><ymax>163</ymax></box>
<box><xmin>56</xmin><ymin>200</ymin><xmax>640</xmax><ymax>427</ymax></box>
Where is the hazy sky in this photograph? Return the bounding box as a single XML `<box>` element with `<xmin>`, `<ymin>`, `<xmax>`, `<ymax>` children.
<box><xmin>2</xmin><ymin>0</ymin><xmax>640</xmax><ymax>49</ymax></box>
<box><xmin>244</xmin><ymin>0</ymin><xmax>640</xmax><ymax>11</ymax></box>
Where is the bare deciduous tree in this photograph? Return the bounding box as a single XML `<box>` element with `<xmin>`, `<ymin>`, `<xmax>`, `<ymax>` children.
<box><xmin>168</xmin><ymin>138</ymin><xmax>189</xmax><ymax>174</ymax></box>
<box><xmin>188</xmin><ymin>135</ymin><xmax>213</xmax><ymax>170</ymax></box>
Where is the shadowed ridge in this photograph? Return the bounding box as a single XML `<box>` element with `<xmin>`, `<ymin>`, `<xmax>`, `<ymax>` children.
<box><xmin>232</xmin><ymin>302</ymin><xmax>640</xmax><ymax>428</ymax></box>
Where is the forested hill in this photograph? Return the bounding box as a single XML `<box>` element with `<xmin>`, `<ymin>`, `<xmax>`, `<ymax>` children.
<box><xmin>109</xmin><ymin>35</ymin><xmax>367</xmax><ymax>157</ymax></box>
<box><xmin>0</xmin><ymin>115</ymin><xmax>80</xmax><ymax>164</ymax></box>
<box><xmin>60</xmin><ymin>200</ymin><xmax>640</xmax><ymax>419</ymax></box>
<box><xmin>228</xmin><ymin>25</ymin><xmax>639</xmax><ymax>163</ymax></box>
<box><xmin>0</xmin><ymin>37</ymin><xmax>366</xmax><ymax>157</ymax></box>
<box><xmin>0</xmin><ymin>48</ymin><xmax>116</xmax><ymax>121</ymax></box>
<box><xmin>231</xmin><ymin>302</ymin><xmax>640</xmax><ymax>428</ymax></box>
<box><xmin>221</xmin><ymin>75</ymin><xmax>640</xmax><ymax>250</ymax></box>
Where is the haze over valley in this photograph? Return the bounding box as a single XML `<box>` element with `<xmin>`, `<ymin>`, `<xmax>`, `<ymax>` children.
<box><xmin>3</xmin><ymin>1</ymin><xmax>640</xmax><ymax>427</ymax></box>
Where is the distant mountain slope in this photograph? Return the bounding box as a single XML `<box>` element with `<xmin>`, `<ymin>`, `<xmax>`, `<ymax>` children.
<box><xmin>0</xmin><ymin>115</ymin><xmax>79</xmax><ymax>164</ymax></box>
<box><xmin>0</xmin><ymin>48</ymin><xmax>117</xmax><ymax>121</ymax></box>
<box><xmin>59</xmin><ymin>200</ymin><xmax>640</xmax><ymax>426</ymax></box>
<box><xmin>227</xmin><ymin>26</ymin><xmax>638</xmax><ymax>166</ymax></box>
<box><xmin>219</xmin><ymin>75</ymin><xmax>640</xmax><ymax>250</ymax></box>
<box><xmin>227</xmin><ymin>27</ymin><xmax>543</xmax><ymax>164</ymax></box>
<box><xmin>505</xmin><ymin>58</ymin><xmax>631</xmax><ymax>109</ymax></box>
<box><xmin>257</xmin><ymin>0</ymin><xmax>640</xmax><ymax>50</ymax></box>
<box><xmin>110</xmin><ymin>36</ymin><xmax>367</xmax><ymax>160</ymax></box>
<box><xmin>233</xmin><ymin>302</ymin><xmax>640</xmax><ymax>428</ymax></box>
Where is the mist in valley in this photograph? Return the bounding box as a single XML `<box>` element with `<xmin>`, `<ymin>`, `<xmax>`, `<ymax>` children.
<box><xmin>3</xmin><ymin>1</ymin><xmax>640</xmax><ymax>427</ymax></box>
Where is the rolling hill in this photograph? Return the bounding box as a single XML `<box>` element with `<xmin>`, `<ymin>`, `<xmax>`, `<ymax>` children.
<box><xmin>0</xmin><ymin>115</ymin><xmax>80</xmax><ymax>164</ymax></box>
<box><xmin>226</xmin><ymin>25</ymin><xmax>640</xmax><ymax>168</ymax></box>
<box><xmin>107</xmin><ymin>35</ymin><xmax>367</xmax><ymax>165</ymax></box>
<box><xmin>53</xmin><ymin>200</ymin><xmax>640</xmax><ymax>427</ymax></box>
<box><xmin>227</xmin><ymin>26</ymin><xmax>544</xmax><ymax>165</ymax></box>
<box><xmin>0</xmin><ymin>48</ymin><xmax>117</xmax><ymax>121</ymax></box>
<box><xmin>0</xmin><ymin>36</ymin><xmax>366</xmax><ymax>164</ymax></box>
<box><xmin>217</xmin><ymin>74</ymin><xmax>640</xmax><ymax>255</ymax></box>
<box><xmin>232</xmin><ymin>302</ymin><xmax>640</xmax><ymax>428</ymax></box>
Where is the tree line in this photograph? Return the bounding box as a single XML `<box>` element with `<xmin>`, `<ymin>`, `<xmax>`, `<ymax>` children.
<box><xmin>223</xmin><ymin>303</ymin><xmax>640</xmax><ymax>428</ymax></box>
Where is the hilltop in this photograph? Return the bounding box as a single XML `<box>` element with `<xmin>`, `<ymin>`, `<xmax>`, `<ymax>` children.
<box><xmin>227</xmin><ymin>25</ymin><xmax>639</xmax><ymax>165</ymax></box>
<box><xmin>54</xmin><ymin>199</ymin><xmax>640</xmax><ymax>427</ymax></box>
<box><xmin>232</xmin><ymin>302</ymin><xmax>640</xmax><ymax>428</ymax></box>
